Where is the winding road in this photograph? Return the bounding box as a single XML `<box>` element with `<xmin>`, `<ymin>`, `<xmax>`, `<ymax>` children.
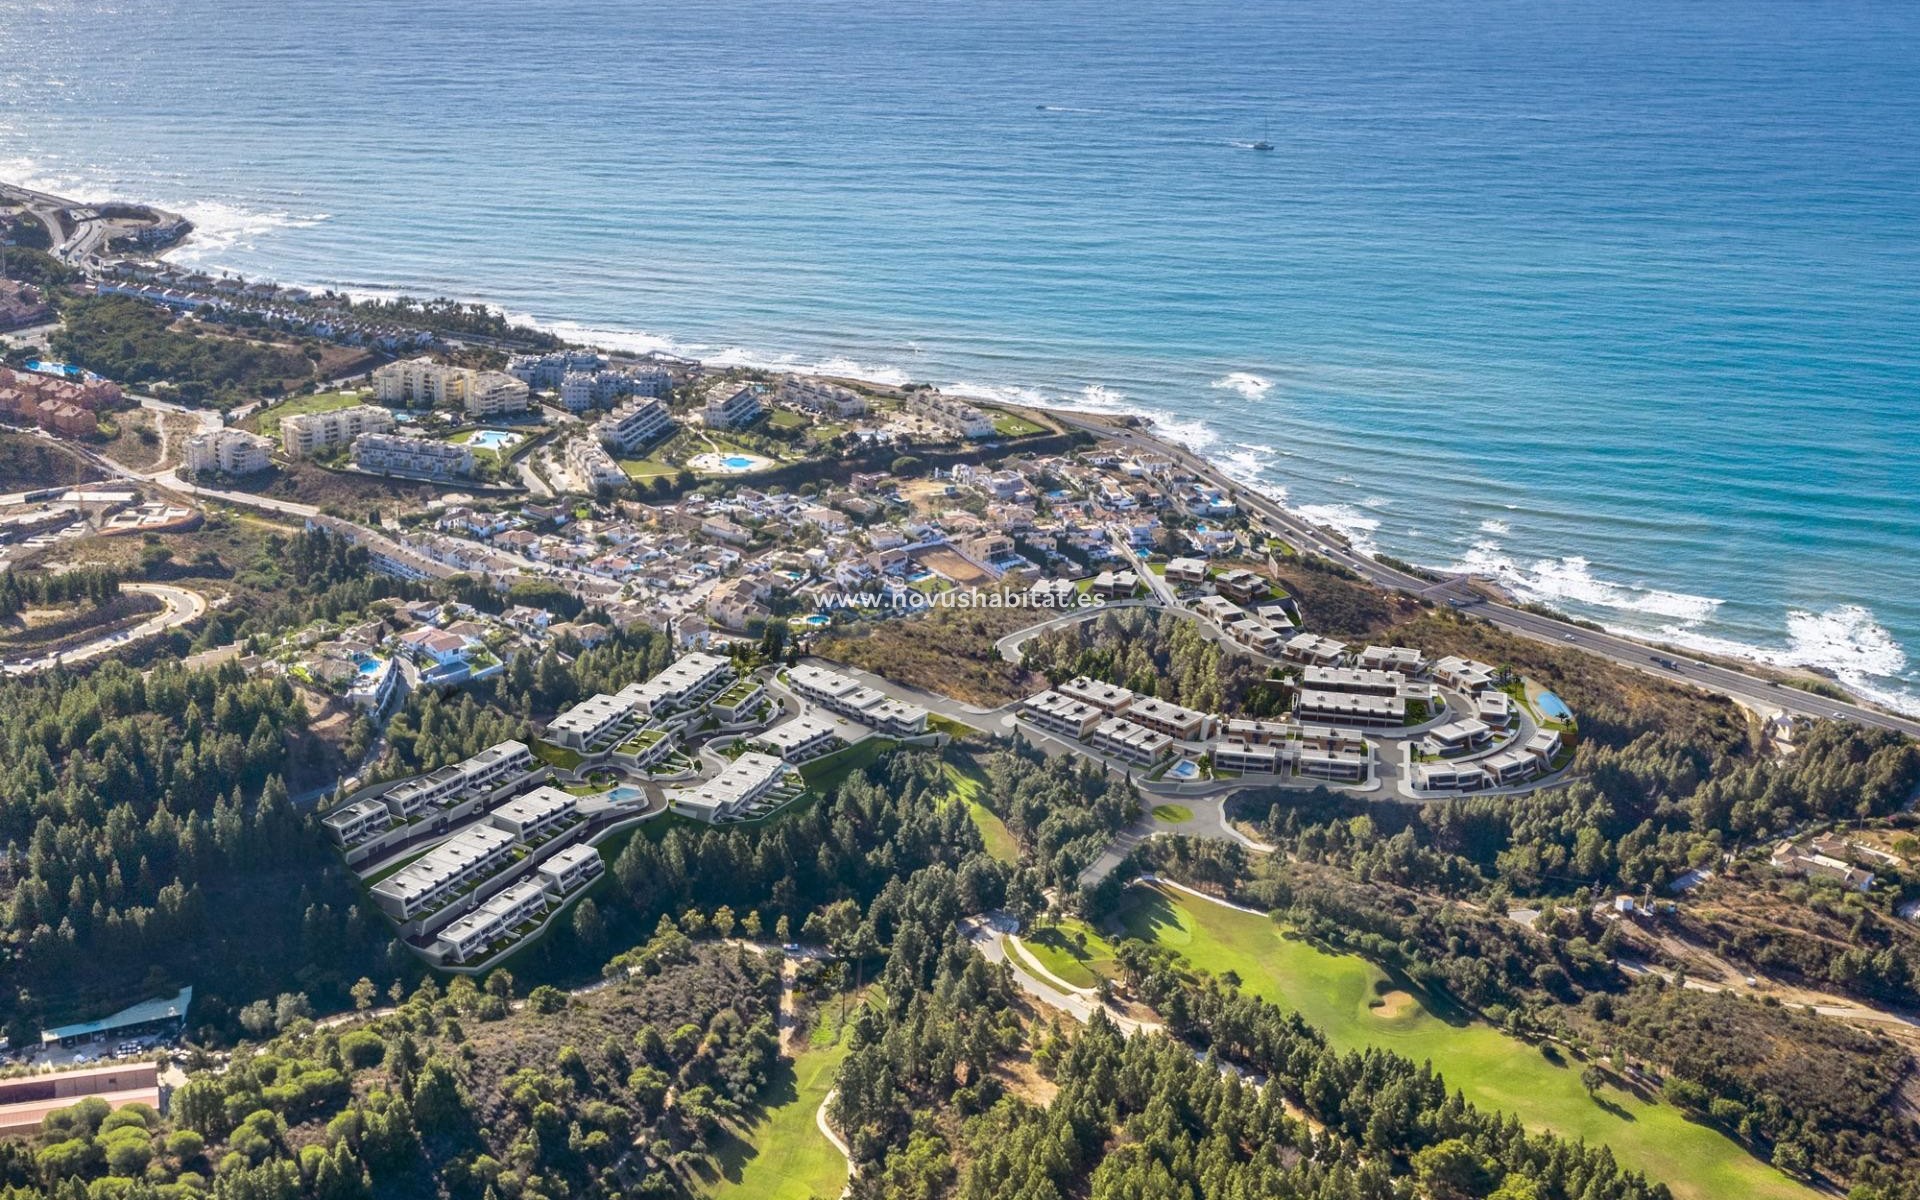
<box><xmin>2</xmin><ymin>581</ymin><xmax>209</xmax><ymax>675</ymax></box>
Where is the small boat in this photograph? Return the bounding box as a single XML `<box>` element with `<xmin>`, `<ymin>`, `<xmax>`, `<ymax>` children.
<box><xmin>1252</xmin><ymin>122</ymin><xmax>1274</xmax><ymax>151</ymax></box>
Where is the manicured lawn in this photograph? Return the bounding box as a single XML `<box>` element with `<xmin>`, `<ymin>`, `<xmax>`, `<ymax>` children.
<box><xmin>620</xmin><ymin>455</ymin><xmax>680</xmax><ymax>480</ymax></box>
<box><xmin>529</xmin><ymin>739</ymin><xmax>583</xmax><ymax>770</ymax></box>
<box><xmin>797</xmin><ymin>737</ymin><xmax>896</xmax><ymax>794</ymax></box>
<box><xmin>1021</xmin><ymin>918</ymin><xmax>1118</xmax><ymax>990</ymax></box>
<box><xmin>251</xmin><ymin>390</ymin><xmax>372</xmax><ymax>439</ymax></box>
<box><xmin>700</xmin><ymin>1001</ymin><xmax>853</xmax><ymax>1200</ymax></box>
<box><xmin>767</xmin><ymin>409</ymin><xmax>809</xmax><ymax>431</ymax></box>
<box><xmin>937</xmin><ymin>761</ymin><xmax>1017</xmax><ymax>864</ymax></box>
<box><xmin>1114</xmin><ymin>884</ymin><xmax>1815</xmax><ymax>1200</ymax></box>
<box><xmin>1151</xmin><ymin>803</ymin><xmax>1194</xmax><ymax>823</ymax></box>
<box><xmin>987</xmin><ymin>410</ymin><xmax>1048</xmax><ymax>437</ymax></box>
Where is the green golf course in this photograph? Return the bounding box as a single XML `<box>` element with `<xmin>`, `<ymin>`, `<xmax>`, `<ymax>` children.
<box><xmin>1113</xmin><ymin>882</ymin><xmax>1816</xmax><ymax>1200</ymax></box>
<box><xmin>699</xmin><ymin>1004</ymin><xmax>852</xmax><ymax>1200</ymax></box>
<box><xmin>939</xmin><ymin>761</ymin><xmax>1018</xmax><ymax>864</ymax></box>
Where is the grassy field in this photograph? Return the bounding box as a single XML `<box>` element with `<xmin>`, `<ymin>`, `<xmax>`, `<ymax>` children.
<box><xmin>1113</xmin><ymin>884</ymin><xmax>1815</xmax><ymax>1200</ymax></box>
<box><xmin>1021</xmin><ymin>918</ymin><xmax>1118</xmax><ymax>990</ymax></box>
<box><xmin>938</xmin><ymin>761</ymin><xmax>1017</xmax><ymax>864</ymax></box>
<box><xmin>986</xmin><ymin>410</ymin><xmax>1049</xmax><ymax>438</ymax></box>
<box><xmin>699</xmin><ymin>997</ymin><xmax>853</xmax><ymax>1200</ymax></box>
<box><xmin>250</xmin><ymin>389</ymin><xmax>372</xmax><ymax>439</ymax></box>
<box><xmin>797</xmin><ymin>737</ymin><xmax>896</xmax><ymax>794</ymax></box>
<box><xmin>1151</xmin><ymin>803</ymin><xmax>1194</xmax><ymax>824</ymax></box>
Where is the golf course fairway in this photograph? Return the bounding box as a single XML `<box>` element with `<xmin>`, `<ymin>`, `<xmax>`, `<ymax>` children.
<box><xmin>700</xmin><ymin>1016</ymin><xmax>851</xmax><ymax>1200</ymax></box>
<box><xmin>1117</xmin><ymin>882</ymin><xmax>1815</xmax><ymax>1200</ymax></box>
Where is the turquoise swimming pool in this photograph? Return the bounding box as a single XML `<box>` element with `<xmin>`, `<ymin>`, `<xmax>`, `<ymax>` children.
<box><xmin>466</xmin><ymin>429</ymin><xmax>522</xmax><ymax>451</ymax></box>
<box><xmin>1537</xmin><ymin>691</ymin><xmax>1572</xmax><ymax>722</ymax></box>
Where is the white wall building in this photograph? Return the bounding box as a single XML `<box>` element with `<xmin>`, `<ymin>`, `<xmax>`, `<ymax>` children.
<box><xmin>353</xmin><ymin>432</ymin><xmax>475</xmax><ymax>480</ymax></box>
<box><xmin>596</xmin><ymin>397</ymin><xmax>674</xmax><ymax>454</ymax></box>
<box><xmin>184</xmin><ymin>428</ymin><xmax>272</xmax><ymax>475</ymax></box>
<box><xmin>281</xmin><ymin>404</ymin><xmax>396</xmax><ymax>458</ymax></box>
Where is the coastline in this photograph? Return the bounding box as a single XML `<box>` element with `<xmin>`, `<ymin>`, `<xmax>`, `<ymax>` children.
<box><xmin>8</xmin><ymin>176</ymin><xmax>1916</xmax><ymax>724</ymax></box>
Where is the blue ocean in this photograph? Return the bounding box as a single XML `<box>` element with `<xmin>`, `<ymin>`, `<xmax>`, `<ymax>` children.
<box><xmin>3</xmin><ymin>0</ymin><xmax>1917</xmax><ymax>712</ymax></box>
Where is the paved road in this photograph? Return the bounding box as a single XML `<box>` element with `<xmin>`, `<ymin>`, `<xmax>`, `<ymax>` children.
<box><xmin>1053</xmin><ymin>411</ymin><xmax>1920</xmax><ymax>739</ymax></box>
<box><xmin>2</xmin><ymin>582</ymin><xmax>208</xmax><ymax>675</ymax></box>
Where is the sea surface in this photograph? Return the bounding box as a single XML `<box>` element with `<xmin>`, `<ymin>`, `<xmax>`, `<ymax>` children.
<box><xmin>3</xmin><ymin>0</ymin><xmax>1917</xmax><ymax>712</ymax></box>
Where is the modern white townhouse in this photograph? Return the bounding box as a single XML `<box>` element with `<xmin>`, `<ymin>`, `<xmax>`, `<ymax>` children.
<box><xmin>353</xmin><ymin>432</ymin><xmax>475</xmax><ymax>480</ymax></box>
<box><xmin>785</xmin><ymin>663</ymin><xmax>929</xmax><ymax>735</ymax></box>
<box><xmin>370</xmin><ymin>824</ymin><xmax>517</xmax><ymax>921</ymax></box>
<box><xmin>485</xmin><ymin>786</ymin><xmax>579</xmax><ymax>841</ymax></box>
<box><xmin>753</xmin><ymin>714</ymin><xmax>845</xmax><ymax>762</ymax></box>
<box><xmin>1296</xmin><ymin>689</ymin><xmax>1404</xmax><ymax>728</ymax></box>
<box><xmin>537</xmin><ymin>843</ymin><xmax>606</xmax><ymax>894</ymax></box>
<box><xmin>434</xmin><ymin>878</ymin><xmax>549</xmax><ymax>963</ymax></box>
<box><xmin>667</xmin><ymin>751</ymin><xmax>792</xmax><ymax>823</ymax></box>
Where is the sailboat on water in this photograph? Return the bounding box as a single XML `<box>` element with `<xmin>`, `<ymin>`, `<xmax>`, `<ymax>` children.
<box><xmin>1252</xmin><ymin>122</ymin><xmax>1274</xmax><ymax>152</ymax></box>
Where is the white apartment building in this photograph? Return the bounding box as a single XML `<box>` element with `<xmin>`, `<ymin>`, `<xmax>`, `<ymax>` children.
<box><xmin>184</xmin><ymin>428</ymin><xmax>272</xmax><ymax>475</ymax></box>
<box><xmin>281</xmin><ymin>404</ymin><xmax>396</xmax><ymax>458</ymax></box>
<box><xmin>464</xmin><ymin>370</ymin><xmax>532</xmax><ymax>418</ymax></box>
<box><xmin>779</xmin><ymin>378</ymin><xmax>868</xmax><ymax>417</ymax></box>
<box><xmin>565</xmin><ymin>436</ymin><xmax>628</xmax><ymax>492</ymax></box>
<box><xmin>507</xmin><ymin>350</ymin><xmax>605</xmax><ymax>389</ymax></box>
<box><xmin>702</xmin><ymin>381</ymin><xmax>765</xmax><ymax>430</ymax></box>
<box><xmin>559</xmin><ymin>367</ymin><xmax>670</xmax><ymax>413</ymax></box>
<box><xmin>374</xmin><ymin>357</ymin><xmax>467</xmax><ymax>407</ymax></box>
<box><xmin>596</xmin><ymin>397</ymin><xmax>674</xmax><ymax>454</ymax></box>
<box><xmin>907</xmin><ymin>391</ymin><xmax>994</xmax><ymax>438</ymax></box>
<box><xmin>374</xmin><ymin>356</ymin><xmax>529</xmax><ymax>416</ymax></box>
<box><xmin>353</xmin><ymin>432</ymin><xmax>475</xmax><ymax>480</ymax></box>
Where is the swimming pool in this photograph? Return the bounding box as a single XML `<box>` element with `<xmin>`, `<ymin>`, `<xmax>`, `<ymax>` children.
<box><xmin>1165</xmin><ymin>760</ymin><xmax>1200</xmax><ymax>781</ymax></box>
<box><xmin>354</xmin><ymin>654</ymin><xmax>384</xmax><ymax>676</ymax></box>
<box><xmin>465</xmin><ymin>429</ymin><xmax>522</xmax><ymax>451</ymax></box>
<box><xmin>1536</xmin><ymin>692</ymin><xmax>1573</xmax><ymax>722</ymax></box>
<box><xmin>25</xmin><ymin>360</ymin><xmax>82</xmax><ymax>378</ymax></box>
<box><xmin>607</xmin><ymin>785</ymin><xmax>643</xmax><ymax>803</ymax></box>
<box><xmin>798</xmin><ymin>614</ymin><xmax>830</xmax><ymax>628</ymax></box>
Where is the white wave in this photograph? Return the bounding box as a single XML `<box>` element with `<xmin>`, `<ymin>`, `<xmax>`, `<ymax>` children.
<box><xmin>1479</xmin><ymin>518</ymin><xmax>1511</xmax><ymax>536</ymax></box>
<box><xmin>166</xmin><ymin>201</ymin><xmax>331</xmax><ymax>265</ymax></box>
<box><xmin>1144</xmin><ymin>414</ymin><xmax>1220</xmax><ymax>452</ymax></box>
<box><xmin>1294</xmin><ymin>504</ymin><xmax>1381</xmax><ymax>556</ymax></box>
<box><xmin>1359</xmin><ymin>495</ymin><xmax>1390</xmax><ymax>510</ymax></box>
<box><xmin>1645</xmin><ymin>606</ymin><xmax>1918</xmax><ymax>718</ymax></box>
<box><xmin>1208</xmin><ymin>372</ymin><xmax>1272</xmax><ymax>400</ymax></box>
<box><xmin>1453</xmin><ymin>542</ymin><xmax>1723</xmax><ymax>623</ymax></box>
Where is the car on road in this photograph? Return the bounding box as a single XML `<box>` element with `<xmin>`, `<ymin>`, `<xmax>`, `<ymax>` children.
<box><xmin>1563</xmin><ymin>633</ymin><xmax>1575</xmax><ymax>641</ymax></box>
